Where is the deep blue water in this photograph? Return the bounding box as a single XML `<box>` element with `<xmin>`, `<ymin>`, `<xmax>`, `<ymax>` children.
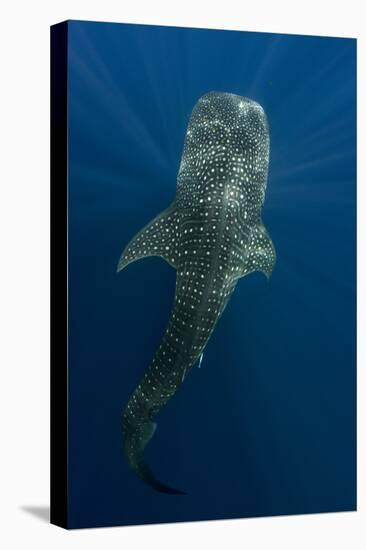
<box><xmin>66</xmin><ymin>20</ymin><xmax>356</xmax><ymax>529</ymax></box>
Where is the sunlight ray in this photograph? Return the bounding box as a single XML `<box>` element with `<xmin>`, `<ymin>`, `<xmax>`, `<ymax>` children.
<box><xmin>272</xmin><ymin>149</ymin><xmax>353</xmax><ymax>181</ymax></box>
<box><xmin>131</xmin><ymin>30</ymin><xmax>177</xmax><ymax>167</ymax></box>
<box><xmin>273</xmin><ymin>44</ymin><xmax>353</xmax><ymax>120</ymax></box>
<box><xmin>275</xmin><ymin>115</ymin><xmax>354</xmax><ymax>159</ymax></box>
<box><xmin>69</xmin><ymin>26</ymin><xmax>170</xmax><ymax>175</ymax></box>
<box><xmin>247</xmin><ymin>35</ymin><xmax>285</xmax><ymax>98</ymax></box>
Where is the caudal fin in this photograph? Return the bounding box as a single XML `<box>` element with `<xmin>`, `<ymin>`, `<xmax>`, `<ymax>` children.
<box><xmin>134</xmin><ymin>458</ymin><xmax>186</xmax><ymax>495</ymax></box>
<box><xmin>123</xmin><ymin>420</ymin><xmax>186</xmax><ymax>495</ymax></box>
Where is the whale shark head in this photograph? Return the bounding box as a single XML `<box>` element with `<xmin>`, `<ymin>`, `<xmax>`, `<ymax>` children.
<box><xmin>197</xmin><ymin>91</ymin><xmax>267</xmax><ymax>123</ymax></box>
<box><xmin>178</xmin><ymin>91</ymin><xmax>270</xmax><ymax>220</ymax></box>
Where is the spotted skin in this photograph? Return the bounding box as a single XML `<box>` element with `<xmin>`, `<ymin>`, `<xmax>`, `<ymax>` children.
<box><xmin>117</xmin><ymin>92</ymin><xmax>276</xmax><ymax>494</ymax></box>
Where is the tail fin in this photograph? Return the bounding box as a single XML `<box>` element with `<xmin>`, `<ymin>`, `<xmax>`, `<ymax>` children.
<box><xmin>123</xmin><ymin>420</ymin><xmax>186</xmax><ymax>495</ymax></box>
<box><xmin>133</xmin><ymin>456</ymin><xmax>186</xmax><ymax>495</ymax></box>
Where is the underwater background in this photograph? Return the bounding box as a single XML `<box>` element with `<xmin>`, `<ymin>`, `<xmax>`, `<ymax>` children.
<box><xmin>66</xmin><ymin>20</ymin><xmax>356</xmax><ymax>528</ymax></box>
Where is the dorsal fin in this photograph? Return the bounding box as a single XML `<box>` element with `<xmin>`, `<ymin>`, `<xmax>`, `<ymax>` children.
<box><xmin>239</xmin><ymin>223</ymin><xmax>276</xmax><ymax>280</ymax></box>
<box><xmin>117</xmin><ymin>202</ymin><xmax>180</xmax><ymax>272</ymax></box>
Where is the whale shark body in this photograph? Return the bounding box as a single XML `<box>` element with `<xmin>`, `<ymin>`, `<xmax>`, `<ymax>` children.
<box><xmin>117</xmin><ymin>92</ymin><xmax>276</xmax><ymax>494</ymax></box>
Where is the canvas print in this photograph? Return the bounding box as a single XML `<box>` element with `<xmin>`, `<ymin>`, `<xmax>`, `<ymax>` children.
<box><xmin>51</xmin><ymin>20</ymin><xmax>356</xmax><ymax>529</ymax></box>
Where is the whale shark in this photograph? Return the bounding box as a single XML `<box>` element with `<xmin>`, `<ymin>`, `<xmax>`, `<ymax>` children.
<box><xmin>117</xmin><ymin>91</ymin><xmax>276</xmax><ymax>494</ymax></box>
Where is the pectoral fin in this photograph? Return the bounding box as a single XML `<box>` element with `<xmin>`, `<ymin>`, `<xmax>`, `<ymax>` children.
<box><xmin>117</xmin><ymin>203</ymin><xmax>180</xmax><ymax>271</ymax></box>
<box><xmin>239</xmin><ymin>223</ymin><xmax>276</xmax><ymax>280</ymax></box>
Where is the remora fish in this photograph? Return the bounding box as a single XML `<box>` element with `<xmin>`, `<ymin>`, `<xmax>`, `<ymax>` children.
<box><xmin>117</xmin><ymin>92</ymin><xmax>276</xmax><ymax>494</ymax></box>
